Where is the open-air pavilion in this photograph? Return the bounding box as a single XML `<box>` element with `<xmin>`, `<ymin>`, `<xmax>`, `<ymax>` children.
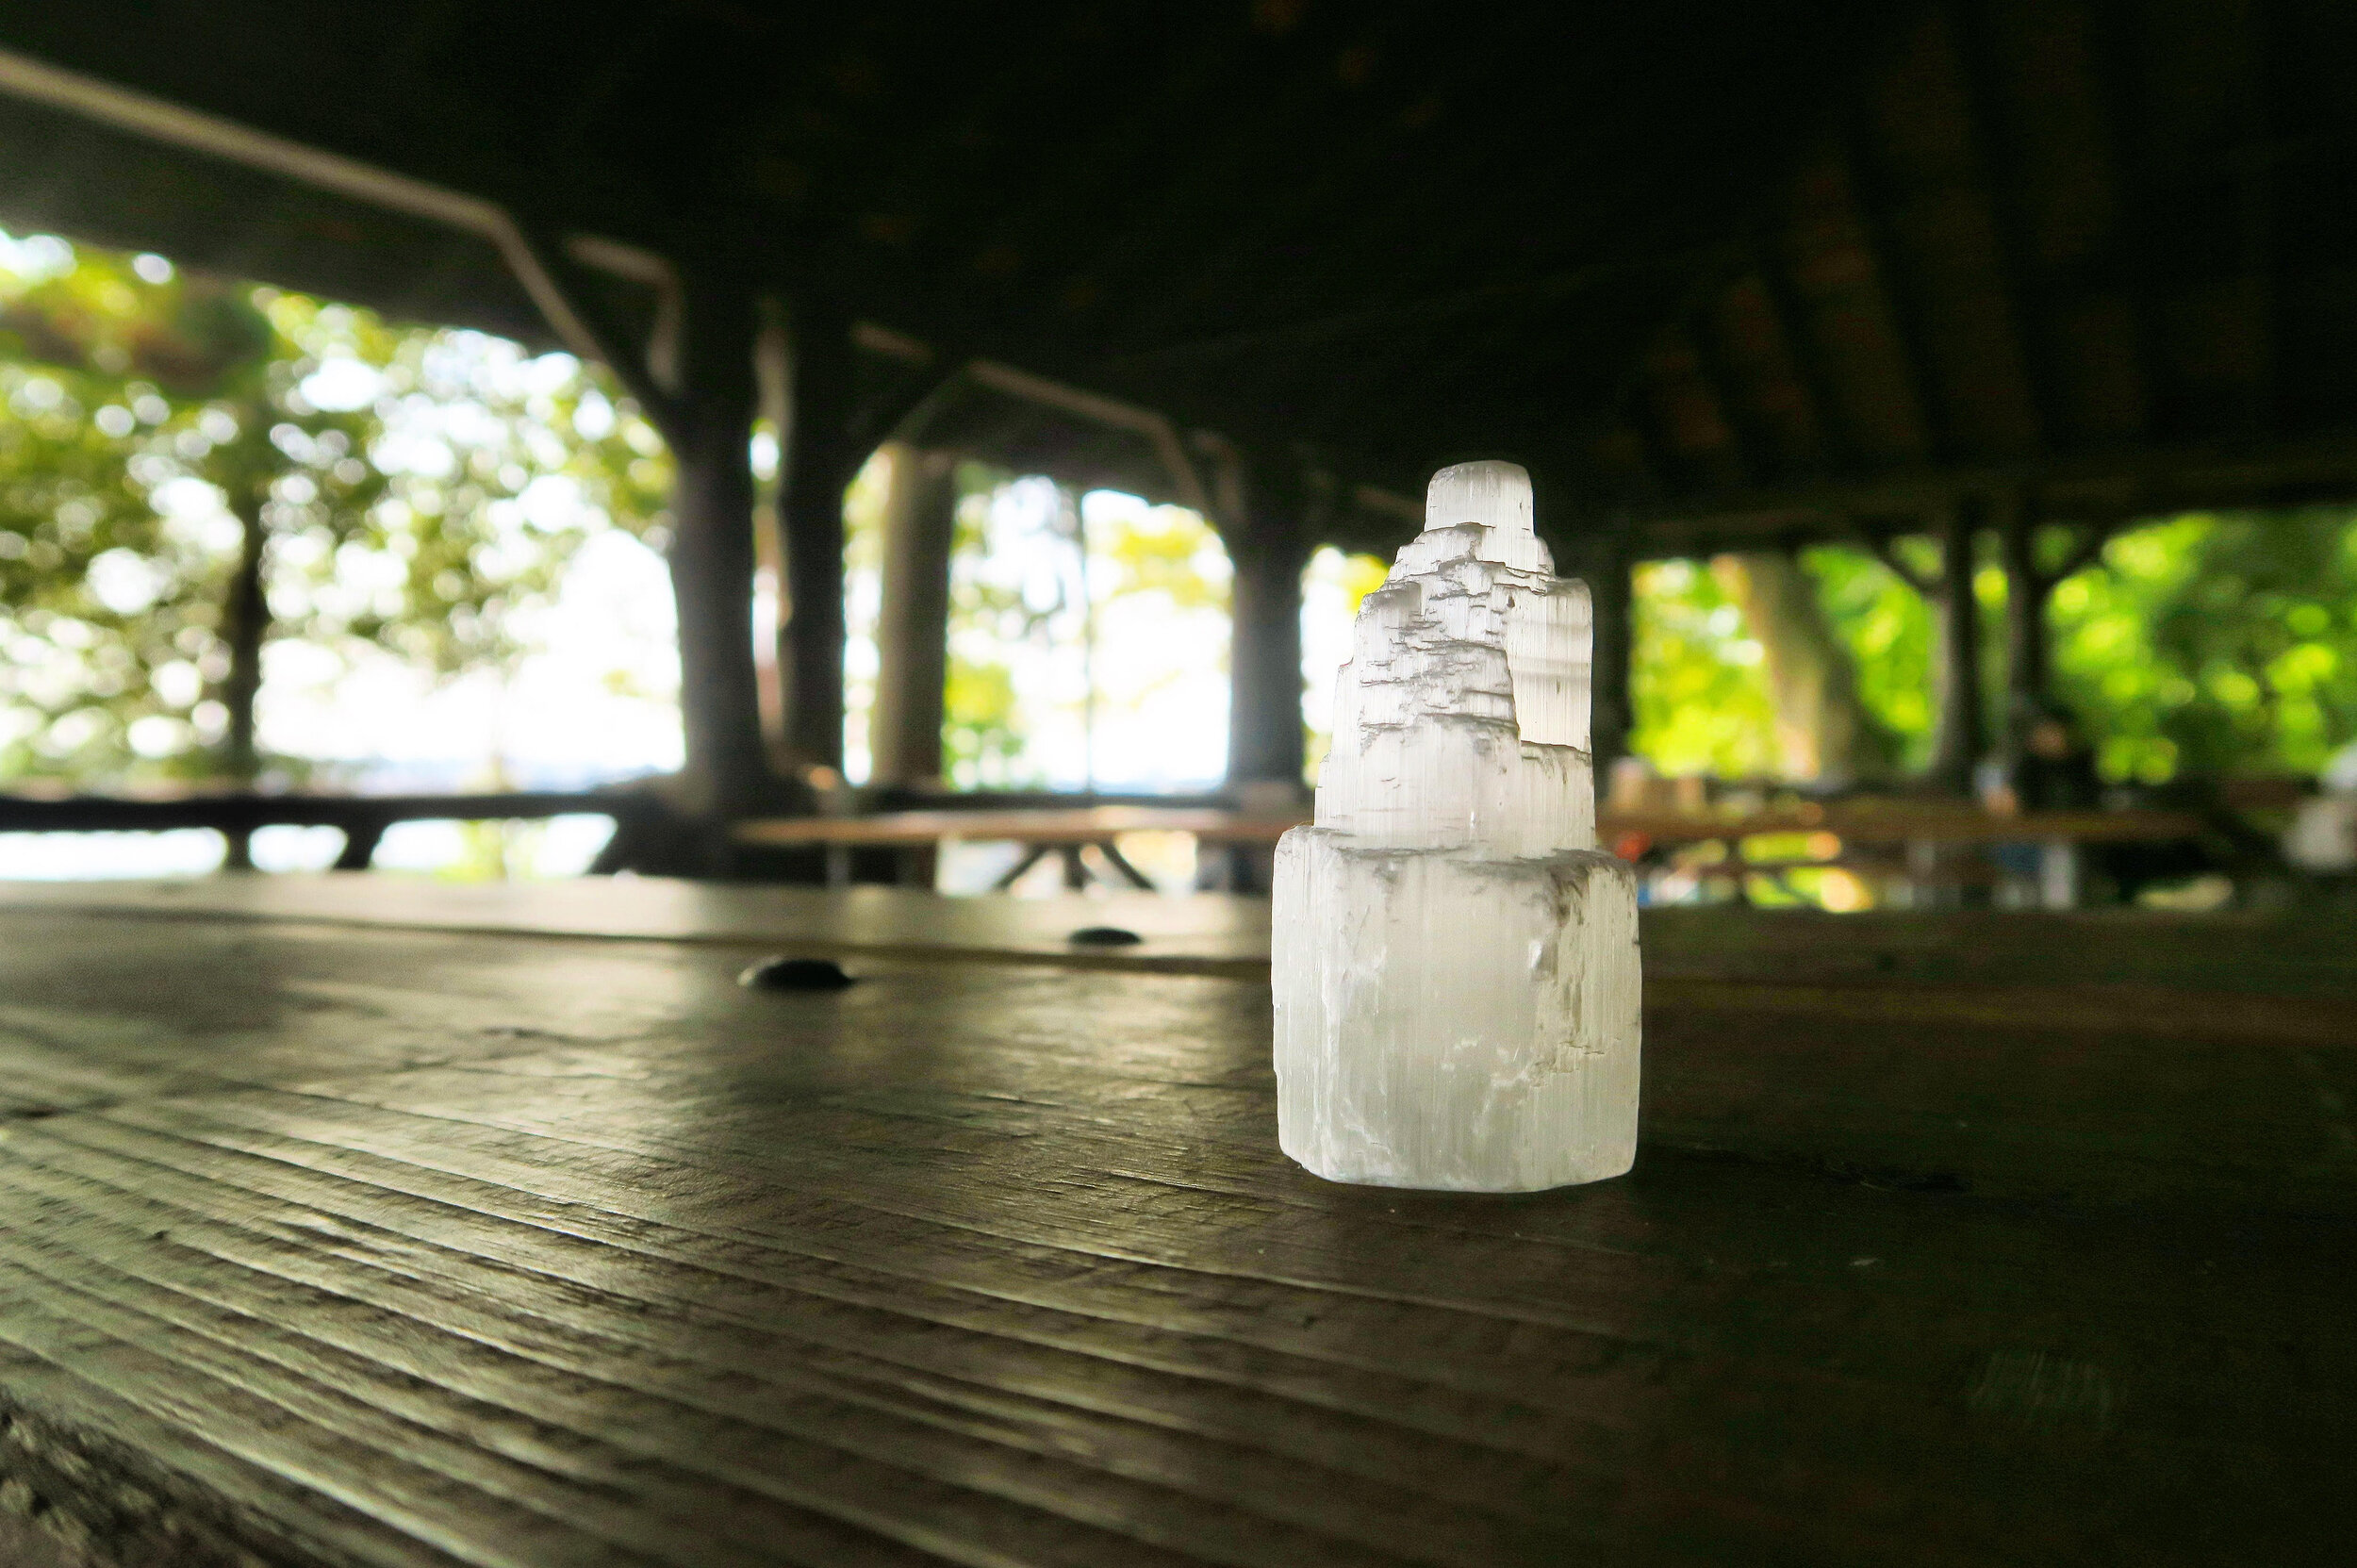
<box><xmin>0</xmin><ymin>5</ymin><xmax>2353</xmax><ymax>1566</ymax></box>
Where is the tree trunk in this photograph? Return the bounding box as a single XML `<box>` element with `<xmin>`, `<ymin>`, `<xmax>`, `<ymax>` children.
<box><xmin>1720</xmin><ymin>550</ymin><xmax>1896</xmax><ymax>786</ymax></box>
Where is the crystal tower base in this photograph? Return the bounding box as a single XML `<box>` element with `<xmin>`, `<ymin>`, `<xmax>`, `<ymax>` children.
<box><xmin>1272</xmin><ymin>461</ymin><xmax>1641</xmax><ymax>1191</ymax></box>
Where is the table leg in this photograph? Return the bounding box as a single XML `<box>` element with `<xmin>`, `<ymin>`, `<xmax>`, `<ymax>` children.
<box><xmin>2040</xmin><ymin>839</ymin><xmax>2080</xmax><ymax>909</ymax></box>
<box><xmin>991</xmin><ymin>844</ymin><xmax>1052</xmax><ymax>890</ymax></box>
<box><xmin>1094</xmin><ymin>837</ymin><xmax>1160</xmax><ymax>891</ymax></box>
<box><xmin>334</xmin><ymin>822</ymin><xmax>386</xmax><ymax>872</ymax></box>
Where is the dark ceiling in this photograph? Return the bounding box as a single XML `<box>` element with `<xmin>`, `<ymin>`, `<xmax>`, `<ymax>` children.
<box><xmin>0</xmin><ymin>1</ymin><xmax>1884</xmax><ymax>525</ymax></box>
<box><xmin>3</xmin><ymin>2</ymin><xmax>2353</xmax><ymax>554</ymax></box>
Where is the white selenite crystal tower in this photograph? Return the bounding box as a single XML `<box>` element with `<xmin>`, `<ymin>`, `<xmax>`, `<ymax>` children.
<box><xmin>1273</xmin><ymin>460</ymin><xmax>1641</xmax><ymax>1191</ymax></box>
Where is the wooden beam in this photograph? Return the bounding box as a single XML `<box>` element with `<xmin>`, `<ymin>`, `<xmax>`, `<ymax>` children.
<box><xmin>1867</xmin><ymin>531</ymin><xmax>1937</xmax><ymax>598</ymax></box>
<box><xmin>1748</xmin><ymin>241</ymin><xmax>1856</xmax><ymax>470</ymax></box>
<box><xmin>509</xmin><ymin>224</ymin><xmax>684</xmax><ymax>441</ymax></box>
<box><xmin>1996</xmin><ymin>489</ymin><xmax>2049</xmax><ymax>720</ymax></box>
<box><xmin>867</xmin><ymin>446</ymin><xmax>960</xmax><ymax>789</ymax></box>
<box><xmin>1927</xmin><ymin>495</ymin><xmax>1987</xmax><ymax>795</ymax></box>
<box><xmin>1220</xmin><ymin>450</ymin><xmax>1313</xmax><ymax>794</ymax></box>
<box><xmin>1617</xmin><ymin>429</ymin><xmax>2357</xmax><ymax>536</ymax></box>
<box><xmin>2086</xmin><ymin>0</ymin><xmax>2164</xmax><ymax>441</ymax></box>
<box><xmin>2233</xmin><ymin>6</ymin><xmax>2279</xmax><ymax>437</ymax></box>
<box><xmin>1837</xmin><ymin>127</ymin><xmax>1953</xmax><ymax>461</ymax></box>
<box><xmin>1563</xmin><ymin>520</ymin><xmax>1636</xmax><ymax>791</ymax></box>
<box><xmin>665</xmin><ymin>266</ymin><xmax>772</xmax><ymax>821</ymax></box>
<box><xmin>1682</xmin><ymin>313</ymin><xmax>1769</xmax><ymax>488</ymax></box>
<box><xmin>2046</xmin><ymin>520</ymin><xmax>2117</xmax><ymax>584</ymax></box>
<box><xmin>1943</xmin><ymin>0</ymin><xmax>2066</xmax><ymax>452</ymax></box>
<box><xmin>776</xmin><ymin>295</ymin><xmax>859</xmax><ymax>774</ymax></box>
<box><xmin>1613</xmin><ymin>392</ymin><xmax>1681</xmax><ymax>508</ymax></box>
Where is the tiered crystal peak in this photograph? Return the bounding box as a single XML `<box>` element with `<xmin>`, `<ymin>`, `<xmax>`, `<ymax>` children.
<box><xmin>1273</xmin><ymin>460</ymin><xmax>1641</xmax><ymax>1191</ymax></box>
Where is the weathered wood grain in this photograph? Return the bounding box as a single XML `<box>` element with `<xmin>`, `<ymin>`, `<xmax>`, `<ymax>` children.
<box><xmin>0</xmin><ymin>909</ymin><xmax>2352</xmax><ymax>1565</ymax></box>
<box><xmin>6</xmin><ymin>905</ymin><xmax>2349</xmax><ymax>1209</ymax></box>
<box><xmin>15</xmin><ymin>877</ymin><xmax>2357</xmax><ymax>998</ymax></box>
<box><xmin>0</xmin><ymin>877</ymin><xmax>1274</xmax><ymax>973</ymax></box>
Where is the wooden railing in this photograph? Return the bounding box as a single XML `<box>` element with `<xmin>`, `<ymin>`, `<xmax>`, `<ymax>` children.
<box><xmin>0</xmin><ymin>790</ymin><xmax>668</xmax><ymax>870</ymax></box>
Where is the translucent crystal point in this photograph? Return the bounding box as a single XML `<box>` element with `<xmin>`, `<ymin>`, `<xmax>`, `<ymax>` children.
<box><xmin>1273</xmin><ymin>460</ymin><xmax>1640</xmax><ymax>1191</ymax></box>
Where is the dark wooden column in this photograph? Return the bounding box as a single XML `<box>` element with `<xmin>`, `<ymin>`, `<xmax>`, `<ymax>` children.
<box><xmin>868</xmin><ymin>444</ymin><xmax>959</xmax><ymax>788</ymax></box>
<box><xmin>665</xmin><ymin>268</ymin><xmax>772</xmax><ymax>818</ymax></box>
<box><xmin>1928</xmin><ymin>496</ymin><xmax>1987</xmax><ymax>794</ymax></box>
<box><xmin>1872</xmin><ymin>502</ymin><xmax>1987</xmax><ymax>796</ymax></box>
<box><xmin>1996</xmin><ymin>493</ymin><xmax>2049</xmax><ymax>726</ymax></box>
<box><xmin>1584</xmin><ymin>525</ymin><xmax>1635</xmax><ymax>789</ymax></box>
<box><xmin>776</xmin><ymin>298</ymin><xmax>859</xmax><ymax>773</ymax></box>
<box><xmin>1223</xmin><ymin>459</ymin><xmax>1313</xmax><ymax>794</ymax></box>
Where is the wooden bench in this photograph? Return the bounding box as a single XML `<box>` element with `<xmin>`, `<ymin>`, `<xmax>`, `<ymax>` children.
<box><xmin>0</xmin><ymin>789</ymin><xmax>667</xmax><ymax>870</ymax></box>
<box><xmin>733</xmin><ymin>802</ymin><xmax>2213</xmax><ymax>896</ymax></box>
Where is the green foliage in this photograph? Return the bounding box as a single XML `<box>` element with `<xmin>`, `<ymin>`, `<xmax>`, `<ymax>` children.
<box><xmin>1634</xmin><ymin>514</ymin><xmax>2357</xmax><ymax>790</ymax></box>
<box><xmin>1300</xmin><ymin>546</ymin><xmax>1390</xmax><ymax>784</ymax></box>
<box><xmin>0</xmin><ymin>246</ymin><xmax>384</xmax><ymax>782</ymax></box>
<box><xmin>1088</xmin><ymin>503</ymin><xmax>1230</xmax><ymax>614</ymax></box>
<box><xmin>2052</xmin><ymin>511</ymin><xmax>2357</xmax><ymax>782</ymax></box>
<box><xmin>941</xmin><ymin>465</ymin><xmax>1032</xmax><ymax>787</ymax></box>
<box><xmin>290</xmin><ymin>296</ymin><xmax>670</xmax><ymax>679</ymax></box>
<box><xmin>0</xmin><ymin>232</ymin><xmax>664</xmax><ymax>787</ymax></box>
<box><xmin>932</xmin><ymin>470</ymin><xmax>1230</xmax><ymax>789</ymax></box>
<box><xmin>0</xmin><ymin>345</ymin><xmax>194</xmax><ymax>776</ymax></box>
<box><xmin>1627</xmin><ymin>557</ymin><xmax>1777</xmax><ymax>777</ymax></box>
<box><xmin>1799</xmin><ymin>545</ymin><xmax>1935</xmax><ymax>769</ymax></box>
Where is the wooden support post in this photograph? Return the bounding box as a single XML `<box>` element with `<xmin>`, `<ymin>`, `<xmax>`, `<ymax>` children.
<box><xmin>665</xmin><ymin>269</ymin><xmax>772</xmax><ymax>820</ymax></box>
<box><xmin>1997</xmin><ymin>492</ymin><xmax>2050</xmax><ymax>724</ymax></box>
<box><xmin>868</xmin><ymin>445</ymin><xmax>959</xmax><ymax>789</ymax></box>
<box><xmin>1928</xmin><ymin>496</ymin><xmax>1987</xmax><ymax>795</ymax></box>
<box><xmin>777</xmin><ymin>297</ymin><xmax>859</xmax><ymax>774</ymax></box>
<box><xmin>1585</xmin><ymin>526</ymin><xmax>1635</xmax><ymax>791</ymax></box>
<box><xmin>1222</xmin><ymin>461</ymin><xmax>1313</xmax><ymax>796</ymax></box>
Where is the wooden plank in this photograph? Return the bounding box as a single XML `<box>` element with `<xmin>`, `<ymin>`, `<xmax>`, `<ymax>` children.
<box><xmin>1641</xmin><ymin>904</ymin><xmax>2357</xmax><ymax>995</ymax></box>
<box><xmin>8</xmin><ymin>875</ymin><xmax>2348</xmax><ymax>994</ymax></box>
<box><xmin>0</xmin><ymin>902</ymin><xmax>2338</xmax><ymax>1207</ymax></box>
<box><xmin>0</xmin><ymin>878</ymin><xmax>1274</xmax><ymax>973</ymax></box>
<box><xmin>0</xmin><ymin>914</ymin><xmax>2352</xmax><ymax>1564</ymax></box>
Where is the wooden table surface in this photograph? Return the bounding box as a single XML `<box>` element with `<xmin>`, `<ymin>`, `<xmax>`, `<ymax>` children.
<box><xmin>0</xmin><ymin>875</ymin><xmax>1275</xmax><ymax>972</ymax></box>
<box><xmin>1</xmin><ymin>880</ymin><xmax>2352</xmax><ymax>1566</ymax></box>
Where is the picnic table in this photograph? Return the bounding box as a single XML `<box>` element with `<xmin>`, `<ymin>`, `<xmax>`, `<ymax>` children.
<box><xmin>733</xmin><ymin>802</ymin><xmax>2213</xmax><ymax>896</ymax></box>
<box><xmin>0</xmin><ymin>875</ymin><xmax>2350</xmax><ymax>1566</ymax></box>
<box><xmin>732</xmin><ymin>807</ymin><xmax>1306</xmax><ymax>889</ymax></box>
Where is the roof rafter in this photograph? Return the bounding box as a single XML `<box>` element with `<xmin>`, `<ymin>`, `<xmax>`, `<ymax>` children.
<box><xmin>1835</xmin><ymin>122</ymin><xmax>1953</xmax><ymax>462</ymax></box>
<box><xmin>1943</xmin><ymin>0</ymin><xmax>2066</xmax><ymax>454</ymax></box>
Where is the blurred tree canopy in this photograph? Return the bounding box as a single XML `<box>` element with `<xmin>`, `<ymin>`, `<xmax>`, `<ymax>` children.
<box><xmin>0</xmin><ymin>232</ymin><xmax>669</xmax><ymax>790</ymax></box>
<box><xmin>940</xmin><ymin>465</ymin><xmax>1032</xmax><ymax>789</ymax></box>
<box><xmin>1630</xmin><ymin>514</ymin><xmax>2357</xmax><ymax>787</ymax></box>
<box><xmin>2053</xmin><ymin>512</ymin><xmax>2357</xmax><ymax>783</ymax></box>
<box><xmin>1627</xmin><ymin>556</ymin><xmax>1780</xmax><ymax>777</ymax></box>
<box><xmin>932</xmin><ymin>473</ymin><xmax>1230</xmax><ymax>790</ymax></box>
